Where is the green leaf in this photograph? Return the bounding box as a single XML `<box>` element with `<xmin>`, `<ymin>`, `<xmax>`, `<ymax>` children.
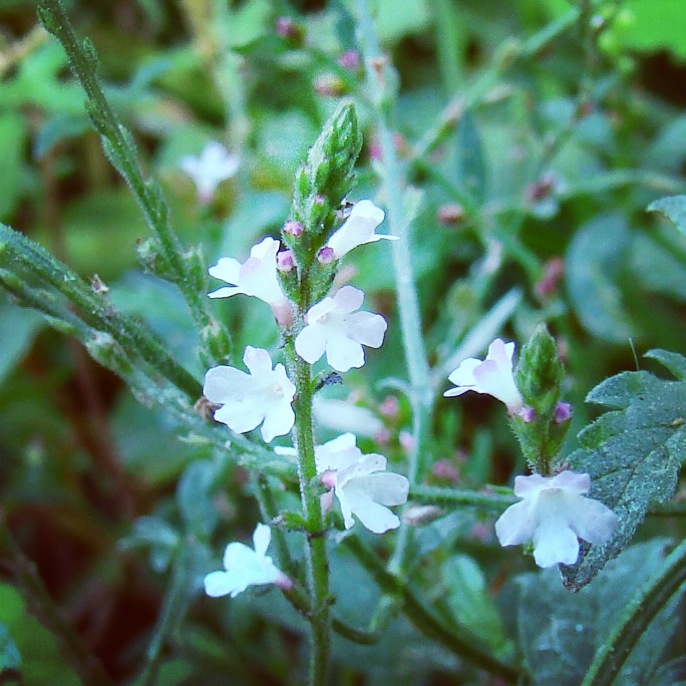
<box><xmin>565</xmin><ymin>213</ymin><xmax>634</xmax><ymax>343</ymax></box>
<box><xmin>177</xmin><ymin>460</ymin><xmax>219</xmax><ymax>540</ymax></box>
<box><xmin>0</xmin><ymin>296</ymin><xmax>44</xmax><ymax>384</ymax></box>
<box><xmin>560</xmin><ymin>350</ymin><xmax>686</xmax><ymax>590</ymax></box>
<box><xmin>442</xmin><ymin>555</ymin><xmax>513</xmax><ymax>657</ymax></box>
<box><xmin>648</xmin><ymin>195</ymin><xmax>686</xmax><ymax>236</ymax></box>
<box><xmin>515</xmin><ymin>541</ymin><xmax>677</xmax><ymax>686</ymax></box>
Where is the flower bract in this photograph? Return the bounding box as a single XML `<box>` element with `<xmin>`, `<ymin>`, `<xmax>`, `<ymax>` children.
<box><xmin>495</xmin><ymin>471</ymin><xmax>618</xmax><ymax>568</ymax></box>
<box><xmin>294</xmin><ymin>286</ymin><xmax>387</xmax><ymax>372</ymax></box>
<box><xmin>316</xmin><ymin>433</ymin><xmax>409</xmax><ymax>534</ymax></box>
<box><xmin>444</xmin><ymin>338</ymin><xmax>524</xmax><ymax>412</ymax></box>
<box><xmin>326</xmin><ymin>199</ymin><xmax>397</xmax><ymax>258</ymax></box>
<box><xmin>204</xmin><ymin>523</ymin><xmax>290</xmax><ymax>598</ymax></box>
<box><xmin>203</xmin><ymin>346</ymin><xmax>296</xmax><ymax>442</ymax></box>
<box><xmin>179</xmin><ymin>141</ymin><xmax>239</xmax><ymax>203</ymax></box>
<box><xmin>208</xmin><ymin>237</ymin><xmax>293</xmax><ymax>326</ymax></box>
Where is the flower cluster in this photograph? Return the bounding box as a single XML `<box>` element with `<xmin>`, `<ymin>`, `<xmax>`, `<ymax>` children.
<box><xmin>203</xmin><ymin>199</ymin><xmax>407</xmax><ymax>599</ymax></box>
<box><xmin>445</xmin><ymin>337</ymin><xmax>618</xmax><ymax>568</ymax></box>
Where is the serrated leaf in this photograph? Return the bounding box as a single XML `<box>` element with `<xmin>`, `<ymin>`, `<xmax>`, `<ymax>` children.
<box><xmin>560</xmin><ymin>351</ymin><xmax>686</xmax><ymax>589</ymax></box>
<box><xmin>648</xmin><ymin>195</ymin><xmax>686</xmax><ymax>235</ymax></box>
<box><xmin>515</xmin><ymin>541</ymin><xmax>676</xmax><ymax>686</ymax></box>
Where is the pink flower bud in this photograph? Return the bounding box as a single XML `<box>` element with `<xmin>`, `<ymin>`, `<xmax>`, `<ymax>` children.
<box><xmin>276</xmin><ymin>250</ymin><xmax>294</xmax><ymax>272</ymax></box>
<box><xmin>283</xmin><ymin>220</ymin><xmax>304</xmax><ymax>237</ymax></box>
<box><xmin>554</xmin><ymin>402</ymin><xmax>573</xmax><ymax>424</ymax></box>
<box><xmin>317</xmin><ymin>246</ymin><xmax>336</xmax><ymax>264</ymax></box>
<box><xmin>338</xmin><ymin>50</ymin><xmax>360</xmax><ymax>71</ymax></box>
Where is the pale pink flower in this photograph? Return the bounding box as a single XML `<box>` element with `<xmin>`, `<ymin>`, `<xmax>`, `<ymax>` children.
<box><xmin>204</xmin><ymin>524</ymin><xmax>291</xmax><ymax>598</ymax></box>
<box><xmin>295</xmin><ymin>286</ymin><xmax>387</xmax><ymax>372</ymax></box>
<box><xmin>203</xmin><ymin>346</ymin><xmax>295</xmax><ymax>443</ymax></box>
<box><xmin>326</xmin><ymin>200</ymin><xmax>397</xmax><ymax>258</ymax></box>
<box><xmin>179</xmin><ymin>141</ymin><xmax>239</xmax><ymax>203</ymax></box>
<box><xmin>495</xmin><ymin>471</ymin><xmax>617</xmax><ymax>568</ymax></box>
<box><xmin>444</xmin><ymin>338</ymin><xmax>524</xmax><ymax>412</ymax></box>
<box><xmin>316</xmin><ymin>434</ymin><xmax>409</xmax><ymax>534</ymax></box>
<box><xmin>208</xmin><ymin>237</ymin><xmax>293</xmax><ymax>326</ymax></box>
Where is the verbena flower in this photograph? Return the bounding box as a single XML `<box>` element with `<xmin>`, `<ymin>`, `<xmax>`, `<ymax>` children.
<box><xmin>294</xmin><ymin>286</ymin><xmax>387</xmax><ymax>372</ymax></box>
<box><xmin>203</xmin><ymin>346</ymin><xmax>295</xmax><ymax>443</ymax></box>
<box><xmin>326</xmin><ymin>199</ymin><xmax>397</xmax><ymax>258</ymax></box>
<box><xmin>444</xmin><ymin>338</ymin><xmax>524</xmax><ymax>412</ymax></box>
<box><xmin>179</xmin><ymin>141</ymin><xmax>239</xmax><ymax>203</ymax></box>
<box><xmin>204</xmin><ymin>523</ymin><xmax>291</xmax><ymax>598</ymax></box>
<box><xmin>208</xmin><ymin>237</ymin><xmax>293</xmax><ymax>326</ymax></box>
<box><xmin>495</xmin><ymin>471</ymin><xmax>618</xmax><ymax>568</ymax></box>
<box><xmin>316</xmin><ymin>433</ymin><xmax>409</xmax><ymax>534</ymax></box>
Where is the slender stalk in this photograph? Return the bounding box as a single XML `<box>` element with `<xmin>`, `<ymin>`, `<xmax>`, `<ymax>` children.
<box><xmin>346</xmin><ymin>535</ymin><xmax>522</xmax><ymax>683</ymax></box>
<box><xmin>356</xmin><ymin>0</ymin><xmax>434</xmax><ymax>576</ymax></box>
<box><xmin>286</xmin><ymin>338</ymin><xmax>330</xmax><ymax>686</ymax></box>
<box><xmin>580</xmin><ymin>538</ymin><xmax>686</xmax><ymax>686</ymax></box>
<box><xmin>410</xmin><ymin>484</ymin><xmax>516</xmax><ymax>510</ymax></box>
<box><xmin>36</xmin><ymin>0</ymin><xmax>212</xmax><ymax>330</ymax></box>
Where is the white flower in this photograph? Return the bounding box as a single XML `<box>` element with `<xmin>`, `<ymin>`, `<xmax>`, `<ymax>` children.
<box><xmin>294</xmin><ymin>286</ymin><xmax>387</xmax><ymax>372</ymax></box>
<box><xmin>495</xmin><ymin>471</ymin><xmax>618</xmax><ymax>568</ymax></box>
<box><xmin>203</xmin><ymin>346</ymin><xmax>296</xmax><ymax>442</ymax></box>
<box><xmin>316</xmin><ymin>434</ymin><xmax>409</xmax><ymax>534</ymax></box>
<box><xmin>179</xmin><ymin>141</ymin><xmax>239</xmax><ymax>203</ymax></box>
<box><xmin>208</xmin><ymin>237</ymin><xmax>293</xmax><ymax>326</ymax></box>
<box><xmin>313</xmin><ymin>398</ymin><xmax>384</xmax><ymax>438</ymax></box>
<box><xmin>326</xmin><ymin>199</ymin><xmax>397</xmax><ymax>258</ymax></box>
<box><xmin>444</xmin><ymin>338</ymin><xmax>524</xmax><ymax>412</ymax></box>
<box><xmin>204</xmin><ymin>523</ymin><xmax>291</xmax><ymax>598</ymax></box>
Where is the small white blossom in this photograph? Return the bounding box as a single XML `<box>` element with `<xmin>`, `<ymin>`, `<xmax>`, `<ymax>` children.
<box><xmin>316</xmin><ymin>434</ymin><xmax>409</xmax><ymax>534</ymax></box>
<box><xmin>203</xmin><ymin>346</ymin><xmax>295</xmax><ymax>443</ymax></box>
<box><xmin>326</xmin><ymin>199</ymin><xmax>397</xmax><ymax>258</ymax></box>
<box><xmin>313</xmin><ymin>398</ymin><xmax>384</xmax><ymax>438</ymax></box>
<box><xmin>444</xmin><ymin>338</ymin><xmax>524</xmax><ymax>412</ymax></box>
<box><xmin>295</xmin><ymin>286</ymin><xmax>387</xmax><ymax>372</ymax></box>
<box><xmin>204</xmin><ymin>524</ymin><xmax>291</xmax><ymax>598</ymax></box>
<box><xmin>179</xmin><ymin>141</ymin><xmax>239</xmax><ymax>203</ymax></box>
<box><xmin>208</xmin><ymin>237</ymin><xmax>293</xmax><ymax>326</ymax></box>
<box><xmin>495</xmin><ymin>471</ymin><xmax>618</xmax><ymax>568</ymax></box>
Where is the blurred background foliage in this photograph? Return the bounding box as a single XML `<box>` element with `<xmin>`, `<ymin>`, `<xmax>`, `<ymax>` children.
<box><xmin>3</xmin><ymin>0</ymin><xmax>686</xmax><ymax>684</ymax></box>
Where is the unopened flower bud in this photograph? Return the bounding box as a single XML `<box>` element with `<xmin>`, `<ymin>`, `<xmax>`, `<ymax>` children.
<box><xmin>338</xmin><ymin>50</ymin><xmax>360</xmax><ymax>71</ymax></box>
<box><xmin>518</xmin><ymin>406</ymin><xmax>536</xmax><ymax>423</ymax></box>
<box><xmin>276</xmin><ymin>16</ymin><xmax>303</xmax><ymax>44</ymax></box>
<box><xmin>554</xmin><ymin>402</ymin><xmax>573</xmax><ymax>424</ymax></box>
<box><xmin>317</xmin><ymin>246</ymin><xmax>336</xmax><ymax>264</ymax></box>
<box><xmin>283</xmin><ymin>220</ymin><xmax>304</xmax><ymax>237</ymax></box>
<box><xmin>314</xmin><ymin>74</ymin><xmax>346</xmax><ymax>97</ymax></box>
<box><xmin>276</xmin><ymin>250</ymin><xmax>295</xmax><ymax>272</ymax></box>
<box><xmin>437</xmin><ymin>203</ymin><xmax>465</xmax><ymax>226</ymax></box>
<box><xmin>379</xmin><ymin>395</ymin><xmax>400</xmax><ymax>419</ymax></box>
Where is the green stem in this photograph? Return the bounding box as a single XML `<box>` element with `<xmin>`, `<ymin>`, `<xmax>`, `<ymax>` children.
<box><xmin>356</xmin><ymin>0</ymin><xmax>434</xmax><ymax>577</ymax></box>
<box><xmin>0</xmin><ymin>223</ymin><xmax>200</xmax><ymax>399</ymax></box>
<box><xmin>286</xmin><ymin>339</ymin><xmax>330</xmax><ymax>686</ymax></box>
<box><xmin>410</xmin><ymin>484</ymin><xmax>516</xmax><ymax>510</ymax></box>
<box><xmin>346</xmin><ymin>535</ymin><xmax>522</xmax><ymax>683</ymax></box>
<box><xmin>36</xmin><ymin>0</ymin><xmax>211</xmax><ymax>330</ymax></box>
<box><xmin>580</xmin><ymin>538</ymin><xmax>686</xmax><ymax>686</ymax></box>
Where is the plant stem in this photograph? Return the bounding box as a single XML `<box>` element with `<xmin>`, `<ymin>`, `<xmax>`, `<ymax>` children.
<box><xmin>410</xmin><ymin>484</ymin><xmax>516</xmax><ymax>510</ymax></box>
<box><xmin>346</xmin><ymin>535</ymin><xmax>523</xmax><ymax>683</ymax></box>
<box><xmin>580</xmin><ymin>538</ymin><xmax>686</xmax><ymax>686</ymax></box>
<box><xmin>286</xmin><ymin>338</ymin><xmax>330</xmax><ymax>686</ymax></box>
<box><xmin>36</xmin><ymin>0</ymin><xmax>212</xmax><ymax>330</ymax></box>
<box><xmin>355</xmin><ymin>0</ymin><xmax>434</xmax><ymax>576</ymax></box>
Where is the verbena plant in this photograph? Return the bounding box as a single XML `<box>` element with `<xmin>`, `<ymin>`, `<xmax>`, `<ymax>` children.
<box><xmin>2</xmin><ymin>0</ymin><xmax>686</xmax><ymax>684</ymax></box>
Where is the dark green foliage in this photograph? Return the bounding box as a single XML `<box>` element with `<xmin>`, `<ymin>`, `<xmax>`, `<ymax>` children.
<box><xmin>562</xmin><ymin>350</ymin><xmax>686</xmax><ymax>589</ymax></box>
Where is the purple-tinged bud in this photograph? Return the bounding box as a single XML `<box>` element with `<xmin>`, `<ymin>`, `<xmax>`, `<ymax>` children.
<box><xmin>379</xmin><ymin>395</ymin><xmax>400</xmax><ymax>419</ymax></box>
<box><xmin>437</xmin><ymin>203</ymin><xmax>465</xmax><ymax>226</ymax></box>
<box><xmin>314</xmin><ymin>74</ymin><xmax>346</xmax><ymax>97</ymax></box>
<box><xmin>338</xmin><ymin>50</ymin><xmax>360</xmax><ymax>71</ymax></box>
<box><xmin>314</xmin><ymin>195</ymin><xmax>326</xmax><ymax>206</ymax></box>
<box><xmin>432</xmin><ymin>459</ymin><xmax>459</xmax><ymax>483</ymax></box>
<box><xmin>283</xmin><ymin>220</ymin><xmax>304</xmax><ymax>237</ymax></box>
<box><xmin>317</xmin><ymin>246</ymin><xmax>336</xmax><ymax>264</ymax></box>
<box><xmin>554</xmin><ymin>402</ymin><xmax>573</xmax><ymax>424</ymax></box>
<box><xmin>518</xmin><ymin>406</ymin><xmax>537</xmax><ymax>423</ymax></box>
<box><xmin>276</xmin><ymin>250</ymin><xmax>295</xmax><ymax>272</ymax></box>
<box><xmin>276</xmin><ymin>17</ymin><xmax>303</xmax><ymax>44</ymax></box>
